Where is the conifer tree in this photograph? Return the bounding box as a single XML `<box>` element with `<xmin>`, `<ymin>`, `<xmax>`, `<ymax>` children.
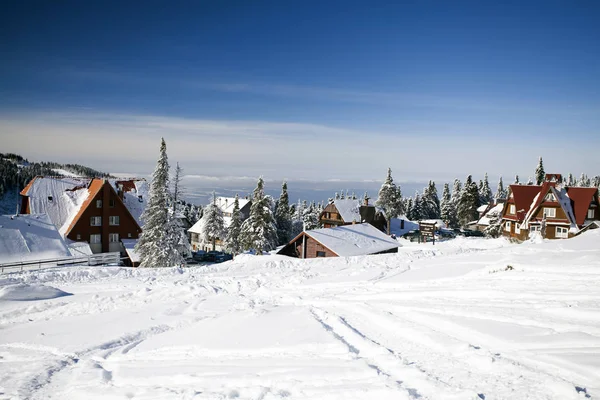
<box><xmin>567</xmin><ymin>173</ymin><xmax>575</xmax><ymax>186</ymax></box>
<box><xmin>224</xmin><ymin>194</ymin><xmax>243</xmax><ymax>256</ymax></box>
<box><xmin>535</xmin><ymin>156</ymin><xmax>545</xmax><ymax>185</ymax></box>
<box><xmin>495</xmin><ymin>176</ymin><xmax>506</xmax><ymax>202</ymax></box>
<box><xmin>578</xmin><ymin>173</ymin><xmax>589</xmax><ymax>187</ymax></box>
<box><xmin>302</xmin><ymin>201</ymin><xmax>319</xmax><ymax>230</ymax></box>
<box><xmin>201</xmin><ymin>192</ymin><xmax>225</xmax><ymax>251</ymax></box>
<box><xmin>451</xmin><ymin>179</ymin><xmax>462</xmax><ymax>204</ymax></box>
<box><xmin>479</xmin><ymin>173</ymin><xmax>493</xmax><ymax>205</ymax></box>
<box><xmin>421</xmin><ymin>180</ymin><xmax>440</xmax><ymax>219</ymax></box>
<box><xmin>457</xmin><ymin>175</ymin><xmax>480</xmax><ymax>227</ymax></box>
<box><xmin>526</xmin><ymin>176</ymin><xmax>534</xmax><ymax>185</ymax></box>
<box><xmin>440</xmin><ymin>183</ymin><xmax>458</xmax><ymax>228</ymax></box>
<box><xmin>592</xmin><ymin>176</ymin><xmax>600</xmax><ymax>188</ymax></box>
<box><xmin>275</xmin><ymin>181</ymin><xmax>293</xmax><ymax>245</ymax></box>
<box><xmin>405</xmin><ymin>197</ymin><xmax>414</xmax><ymax>221</ymax></box>
<box><xmin>376</xmin><ymin>168</ymin><xmax>404</xmax><ymax>234</ymax></box>
<box><xmin>514</xmin><ymin>175</ymin><xmax>520</xmax><ymax>185</ymax></box>
<box><xmin>240</xmin><ymin>177</ymin><xmax>278</xmax><ymax>254</ymax></box>
<box><xmin>291</xmin><ymin>199</ymin><xmax>305</xmax><ymax>237</ymax></box>
<box><xmin>411</xmin><ymin>192</ymin><xmax>424</xmax><ymax>221</ymax></box>
<box><xmin>135</xmin><ymin>138</ymin><xmax>180</xmax><ymax>268</ymax></box>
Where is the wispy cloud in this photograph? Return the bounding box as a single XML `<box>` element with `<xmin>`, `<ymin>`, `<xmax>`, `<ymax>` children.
<box><xmin>0</xmin><ymin>110</ymin><xmax>596</xmax><ymax>182</ymax></box>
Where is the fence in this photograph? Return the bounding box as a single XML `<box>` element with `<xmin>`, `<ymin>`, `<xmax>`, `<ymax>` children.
<box><xmin>0</xmin><ymin>252</ymin><xmax>121</xmax><ymax>274</ymax></box>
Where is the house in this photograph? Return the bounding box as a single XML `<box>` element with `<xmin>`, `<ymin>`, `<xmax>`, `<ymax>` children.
<box><xmin>277</xmin><ymin>223</ymin><xmax>399</xmax><ymax>259</ymax></box>
<box><xmin>501</xmin><ymin>175</ymin><xmax>599</xmax><ymax>240</ymax></box>
<box><xmin>19</xmin><ymin>176</ymin><xmax>148</xmax><ymax>261</ymax></box>
<box><xmin>470</xmin><ymin>203</ymin><xmax>504</xmax><ymax>232</ymax></box>
<box><xmin>188</xmin><ymin>196</ymin><xmax>251</xmax><ymax>252</ymax></box>
<box><xmin>0</xmin><ymin>214</ymin><xmax>72</xmax><ymax>263</ymax></box>
<box><xmin>319</xmin><ymin>198</ymin><xmax>387</xmax><ymax>232</ymax></box>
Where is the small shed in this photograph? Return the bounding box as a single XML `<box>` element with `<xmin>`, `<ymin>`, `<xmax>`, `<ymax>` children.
<box><xmin>277</xmin><ymin>223</ymin><xmax>400</xmax><ymax>259</ymax></box>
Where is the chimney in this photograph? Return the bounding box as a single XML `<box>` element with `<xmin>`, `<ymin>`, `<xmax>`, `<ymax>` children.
<box><xmin>117</xmin><ymin>183</ymin><xmax>124</xmax><ymax>201</ymax></box>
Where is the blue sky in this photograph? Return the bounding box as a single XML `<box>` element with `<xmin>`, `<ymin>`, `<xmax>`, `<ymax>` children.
<box><xmin>1</xmin><ymin>1</ymin><xmax>599</xmax><ymax>185</ymax></box>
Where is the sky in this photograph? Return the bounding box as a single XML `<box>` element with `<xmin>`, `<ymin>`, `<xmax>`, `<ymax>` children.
<box><xmin>1</xmin><ymin>1</ymin><xmax>599</xmax><ymax>189</ymax></box>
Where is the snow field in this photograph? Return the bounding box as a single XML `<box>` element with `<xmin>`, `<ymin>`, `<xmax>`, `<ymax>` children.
<box><xmin>1</xmin><ymin>232</ymin><xmax>599</xmax><ymax>399</ymax></box>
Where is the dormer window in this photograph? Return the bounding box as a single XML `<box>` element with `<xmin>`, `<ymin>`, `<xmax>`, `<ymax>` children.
<box><xmin>47</xmin><ymin>196</ymin><xmax>53</xmax><ymax>202</ymax></box>
<box><xmin>138</xmin><ymin>195</ymin><xmax>143</xmax><ymax>202</ymax></box>
<box><xmin>543</xmin><ymin>208</ymin><xmax>556</xmax><ymax>218</ymax></box>
<box><xmin>509</xmin><ymin>205</ymin><xmax>516</xmax><ymax>214</ymax></box>
<box><xmin>544</xmin><ymin>193</ymin><xmax>556</xmax><ymax>202</ymax></box>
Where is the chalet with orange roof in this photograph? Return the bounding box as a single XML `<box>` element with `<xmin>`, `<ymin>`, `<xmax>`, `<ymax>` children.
<box><xmin>501</xmin><ymin>174</ymin><xmax>599</xmax><ymax>240</ymax></box>
<box><xmin>19</xmin><ymin>176</ymin><xmax>148</xmax><ymax>261</ymax></box>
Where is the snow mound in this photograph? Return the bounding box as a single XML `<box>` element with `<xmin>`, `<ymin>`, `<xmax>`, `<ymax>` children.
<box><xmin>0</xmin><ymin>283</ymin><xmax>72</xmax><ymax>301</ymax></box>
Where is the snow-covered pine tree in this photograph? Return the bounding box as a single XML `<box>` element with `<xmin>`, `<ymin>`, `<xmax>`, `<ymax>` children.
<box><xmin>514</xmin><ymin>175</ymin><xmax>520</xmax><ymax>185</ymax></box>
<box><xmin>578</xmin><ymin>173</ymin><xmax>589</xmax><ymax>187</ymax></box>
<box><xmin>495</xmin><ymin>176</ymin><xmax>506</xmax><ymax>202</ymax></box>
<box><xmin>135</xmin><ymin>138</ymin><xmax>180</xmax><ymax>268</ymax></box>
<box><xmin>479</xmin><ymin>173</ymin><xmax>493</xmax><ymax>205</ymax></box>
<box><xmin>376</xmin><ymin>168</ymin><xmax>404</xmax><ymax>234</ymax></box>
<box><xmin>172</xmin><ymin>162</ymin><xmax>184</xmax><ymax>212</ymax></box>
<box><xmin>440</xmin><ymin>183</ymin><xmax>458</xmax><ymax>228</ymax></box>
<box><xmin>224</xmin><ymin>194</ymin><xmax>243</xmax><ymax>256</ymax></box>
<box><xmin>421</xmin><ymin>180</ymin><xmax>440</xmax><ymax>219</ymax></box>
<box><xmin>405</xmin><ymin>197</ymin><xmax>414</xmax><ymax>221</ymax></box>
<box><xmin>334</xmin><ymin>192</ymin><xmax>340</xmax><ymax>200</ymax></box>
<box><xmin>339</xmin><ymin>190</ymin><xmax>345</xmax><ymax>199</ymax></box>
<box><xmin>535</xmin><ymin>156</ymin><xmax>545</xmax><ymax>185</ymax></box>
<box><xmin>275</xmin><ymin>181</ymin><xmax>293</xmax><ymax>245</ymax></box>
<box><xmin>291</xmin><ymin>199</ymin><xmax>304</xmax><ymax>237</ymax></box>
<box><xmin>592</xmin><ymin>175</ymin><xmax>600</xmax><ymax>188</ymax></box>
<box><xmin>526</xmin><ymin>176</ymin><xmax>534</xmax><ymax>185</ymax></box>
<box><xmin>567</xmin><ymin>173</ymin><xmax>575</xmax><ymax>186</ymax></box>
<box><xmin>457</xmin><ymin>175</ymin><xmax>480</xmax><ymax>227</ymax></box>
<box><xmin>451</xmin><ymin>179</ymin><xmax>462</xmax><ymax>204</ymax></box>
<box><xmin>302</xmin><ymin>201</ymin><xmax>319</xmax><ymax>230</ymax></box>
<box><xmin>411</xmin><ymin>192</ymin><xmax>424</xmax><ymax>221</ymax></box>
<box><xmin>240</xmin><ymin>177</ymin><xmax>278</xmax><ymax>254</ymax></box>
<box><xmin>200</xmin><ymin>192</ymin><xmax>225</xmax><ymax>251</ymax></box>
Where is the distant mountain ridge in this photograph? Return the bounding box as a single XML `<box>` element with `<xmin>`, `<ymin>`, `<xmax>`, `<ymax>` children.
<box><xmin>0</xmin><ymin>152</ymin><xmax>111</xmax><ymax>214</ymax></box>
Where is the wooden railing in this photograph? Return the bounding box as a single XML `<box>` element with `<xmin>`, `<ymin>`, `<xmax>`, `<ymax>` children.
<box><xmin>0</xmin><ymin>252</ymin><xmax>121</xmax><ymax>273</ymax></box>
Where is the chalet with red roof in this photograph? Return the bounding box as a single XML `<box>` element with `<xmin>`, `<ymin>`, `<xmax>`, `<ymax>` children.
<box><xmin>19</xmin><ymin>176</ymin><xmax>148</xmax><ymax>262</ymax></box>
<box><xmin>501</xmin><ymin>174</ymin><xmax>599</xmax><ymax>240</ymax></box>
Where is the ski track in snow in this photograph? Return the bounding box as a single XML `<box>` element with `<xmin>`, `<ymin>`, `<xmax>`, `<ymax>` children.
<box><xmin>1</xmin><ymin>234</ymin><xmax>600</xmax><ymax>399</ymax></box>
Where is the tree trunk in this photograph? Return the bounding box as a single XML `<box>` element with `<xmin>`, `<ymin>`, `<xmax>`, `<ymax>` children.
<box><xmin>212</xmin><ymin>238</ymin><xmax>216</xmax><ymax>251</ymax></box>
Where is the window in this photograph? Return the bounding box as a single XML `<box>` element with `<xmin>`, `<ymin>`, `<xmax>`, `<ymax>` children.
<box><xmin>96</xmin><ymin>199</ymin><xmax>102</xmax><ymax>208</ymax></box>
<box><xmin>138</xmin><ymin>195</ymin><xmax>143</xmax><ymax>202</ymax></box>
<box><xmin>509</xmin><ymin>205</ymin><xmax>516</xmax><ymax>214</ymax></box>
<box><xmin>530</xmin><ymin>225</ymin><xmax>541</xmax><ymax>232</ymax></box>
<box><xmin>109</xmin><ymin>199</ymin><xmax>115</xmax><ymax>208</ymax></box>
<box><xmin>128</xmin><ymin>233</ymin><xmax>132</xmax><ymax>238</ymax></box>
<box><xmin>504</xmin><ymin>221</ymin><xmax>511</xmax><ymax>232</ymax></box>
<box><xmin>544</xmin><ymin>193</ymin><xmax>556</xmax><ymax>202</ymax></box>
<box><xmin>47</xmin><ymin>196</ymin><xmax>53</xmax><ymax>202</ymax></box>
<box><xmin>543</xmin><ymin>208</ymin><xmax>556</xmax><ymax>218</ymax></box>
<box><xmin>109</xmin><ymin>233</ymin><xmax>119</xmax><ymax>243</ymax></box>
<box><xmin>588</xmin><ymin>209</ymin><xmax>595</xmax><ymax>219</ymax></box>
<box><xmin>90</xmin><ymin>234</ymin><xmax>101</xmax><ymax>244</ymax></box>
<box><xmin>109</xmin><ymin>216</ymin><xmax>120</xmax><ymax>226</ymax></box>
<box><xmin>556</xmin><ymin>226</ymin><xmax>568</xmax><ymax>239</ymax></box>
<box><xmin>515</xmin><ymin>223</ymin><xmax>521</xmax><ymax>234</ymax></box>
<box><xmin>76</xmin><ymin>234</ymin><xmax>81</xmax><ymax>240</ymax></box>
<box><xmin>316</xmin><ymin>251</ymin><xmax>326</xmax><ymax>257</ymax></box>
<box><xmin>90</xmin><ymin>216</ymin><xmax>102</xmax><ymax>226</ymax></box>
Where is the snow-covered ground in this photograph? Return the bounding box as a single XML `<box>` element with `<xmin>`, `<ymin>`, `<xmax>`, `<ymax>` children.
<box><xmin>1</xmin><ymin>232</ymin><xmax>600</xmax><ymax>399</ymax></box>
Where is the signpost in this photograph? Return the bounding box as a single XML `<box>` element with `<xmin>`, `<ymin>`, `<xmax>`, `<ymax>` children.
<box><xmin>419</xmin><ymin>222</ymin><xmax>436</xmax><ymax>245</ymax></box>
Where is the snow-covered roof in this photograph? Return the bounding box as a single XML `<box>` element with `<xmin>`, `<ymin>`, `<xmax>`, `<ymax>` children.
<box><xmin>303</xmin><ymin>223</ymin><xmax>399</xmax><ymax>257</ymax></box>
<box><xmin>333</xmin><ymin>199</ymin><xmax>362</xmax><ymax>223</ymax></box>
<box><xmin>115</xmin><ymin>179</ymin><xmax>148</xmax><ymax>227</ymax></box>
<box><xmin>121</xmin><ymin>239</ymin><xmax>140</xmax><ymax>263</ymax></box>
<box><xmin>476</xmin><ymin>204</ymin><xmax>504</xmax><ymax>227</ymax></box>
<box><xmin>188</xmin><ymin>217</ymin><xmax>206</xmax><ymax>235</ymax></box>
<box><xmin>66</xmin><ymin>240</ymin><xmax>93</xmax><ymax>257</ymax></box>
<box><xmin>23</xmin><ymin>177</ymin><xmax>90</xmax><ymax>234</ymax></box>
<box><xmin>0</xmin><ymin>214</ymin><xmax>72</xmax><ymax>263</ymax></box>
<box><xmin>477</xmin><ymin>204</ymin><xmax>489</xmax><ymax>213</ymax></box>
<box><xmin>215</xmin><ymin>197</ymin><xmax>251</xmax><ymax>214</ymax></box>
<box><xmin>22</xmin><ymin>176</ymin><xmax>148</xmax><ymax>233</ymax></box>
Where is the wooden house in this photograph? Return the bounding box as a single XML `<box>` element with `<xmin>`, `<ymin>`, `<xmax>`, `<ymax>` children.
<box><xmin>319</xmin><ymin>198</ymin><xmax>387</xmax><ymax>232</ymax></box>
<box><xmin>501</xmin><ymin>175</ymin><xmax>599</xmax><ymax>240</ymax></box>
<box><xmin>277</xmin><ymin>223</ymin><xmax>399</xmax><ymax>259</ymax></box>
